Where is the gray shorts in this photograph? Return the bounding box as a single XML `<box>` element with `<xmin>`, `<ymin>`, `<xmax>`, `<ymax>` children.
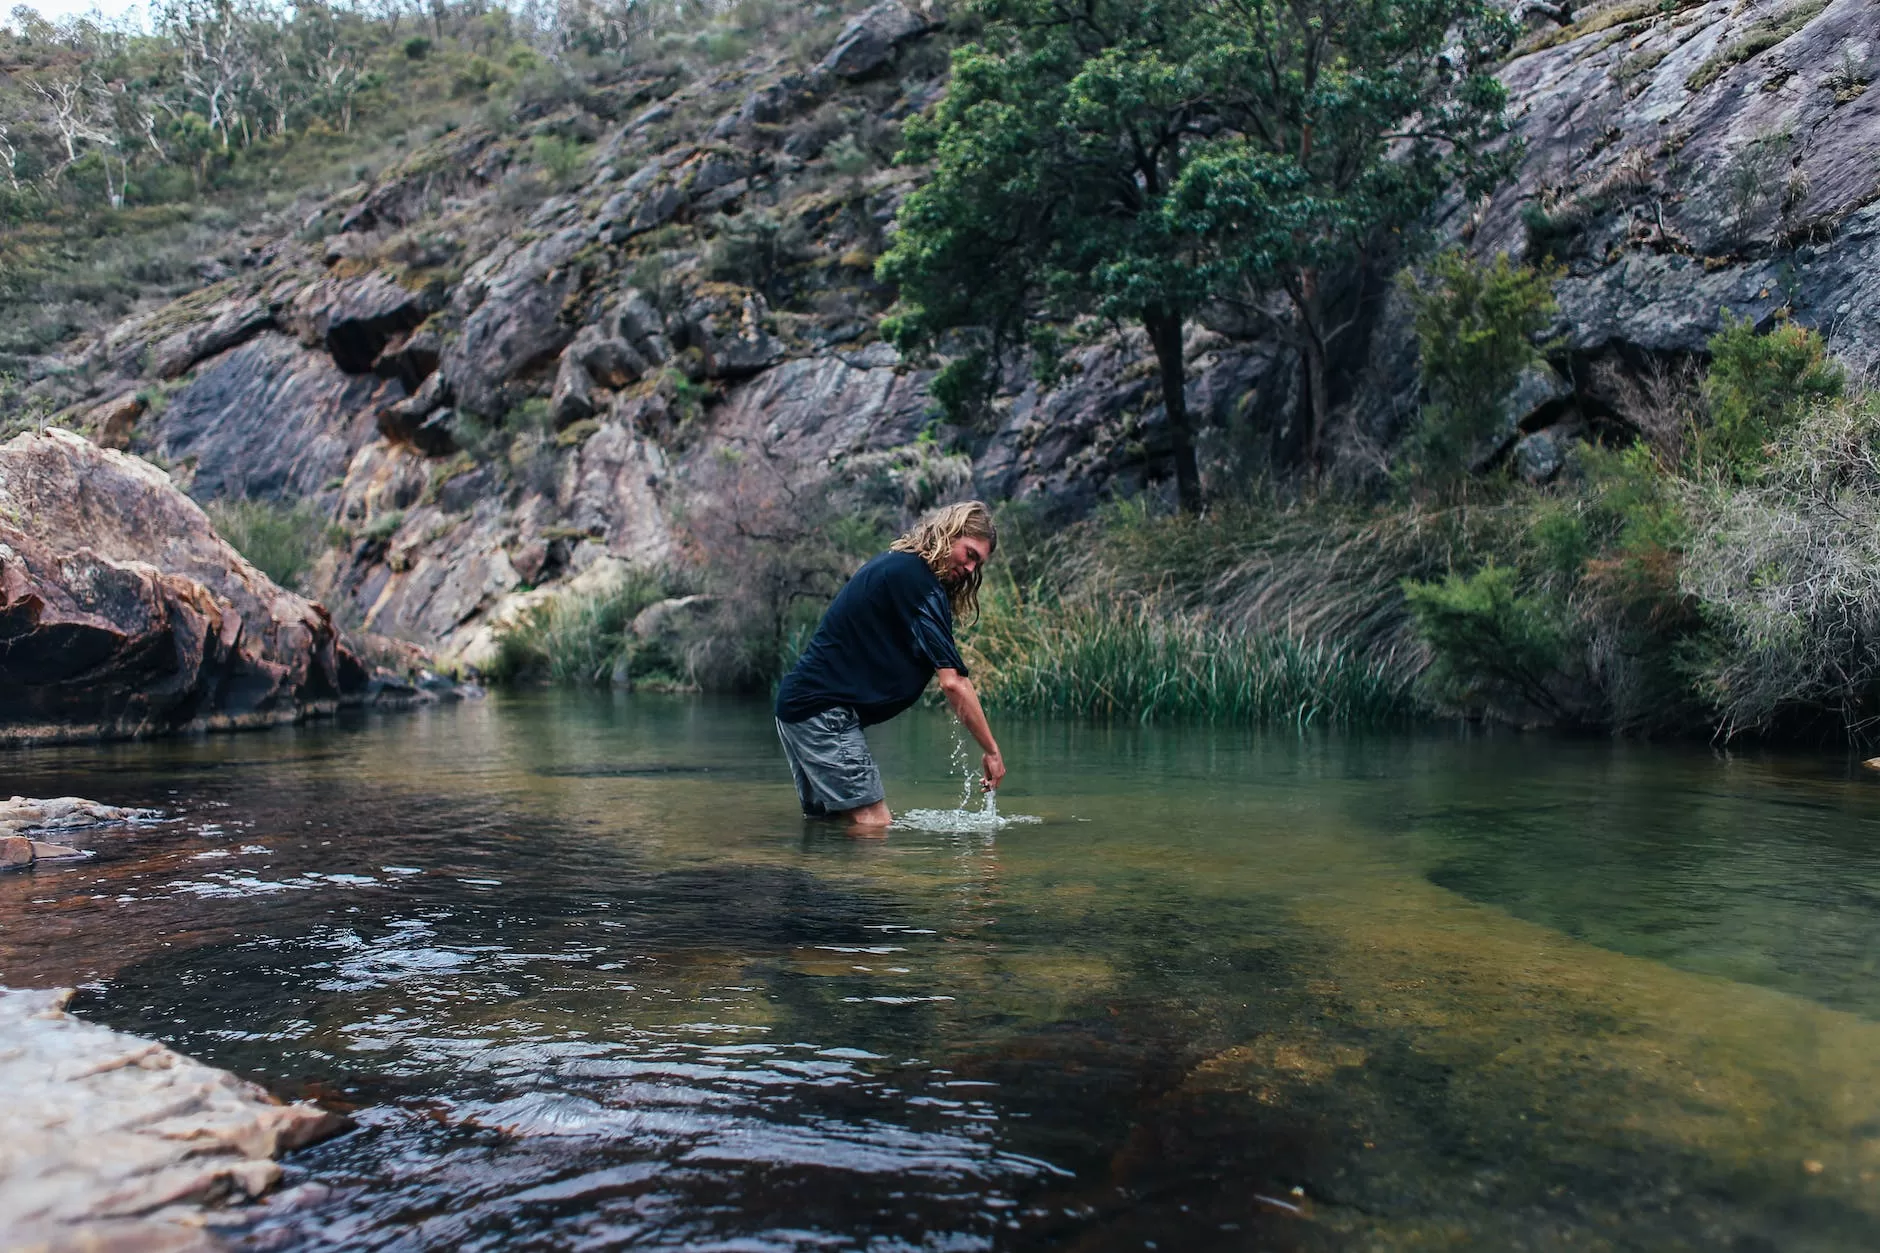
<box><xmin>776</xmin><ymin>706</ymin><xmax>884</xmax><ymax>817</ymax></box>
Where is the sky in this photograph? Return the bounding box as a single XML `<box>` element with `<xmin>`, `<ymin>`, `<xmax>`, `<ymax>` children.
<box><xmin>10</xmin><ymin>0</ymin><xmax>150</xmax><ymax>25</ymax></box>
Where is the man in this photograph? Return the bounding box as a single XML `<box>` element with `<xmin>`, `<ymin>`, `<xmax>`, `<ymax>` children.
<box><xmin>775</xmin><ymin>500</ymin><xmax>1005</xmax><ymax>830</ymax></box>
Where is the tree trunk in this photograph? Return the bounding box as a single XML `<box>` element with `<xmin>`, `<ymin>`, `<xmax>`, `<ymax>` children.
<box><xmin>1146</xmin><ymin>310</ymin><xmax>1202</xmax><ymax>514</ymax></box>
<box><xmin>1292</xmin><ymin>267</ymin><xmax>1331</xmax><ymax>473</ymax></box>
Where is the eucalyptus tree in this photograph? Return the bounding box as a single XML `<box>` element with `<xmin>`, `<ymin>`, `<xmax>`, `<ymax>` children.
<box><xmin>880</xmin><ymin>0</ymin><xmax>1518</xmax><ymax>506</ymax></box>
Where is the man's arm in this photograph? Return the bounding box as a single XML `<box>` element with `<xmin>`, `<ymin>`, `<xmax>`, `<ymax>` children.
<box><xmin>934</xmin><ymin>667</ymin><xmax>1005</xmax><ymax>790</ymax></box>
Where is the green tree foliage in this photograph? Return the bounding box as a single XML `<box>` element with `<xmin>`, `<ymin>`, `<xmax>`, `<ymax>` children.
<box><xmin>1401</xmin><ymin>249</ymin><xmax>1559</xmax><ymax>484</ymax></box>
<box><xmin>880</xmin><ymin>0</ymin><xmax>1516</xmax><ymax>509</ymax></box>
<box><xmin>1696</xmin><ymin>314</ymin><xmax>1844</xmax><ymax>477</ymax></box>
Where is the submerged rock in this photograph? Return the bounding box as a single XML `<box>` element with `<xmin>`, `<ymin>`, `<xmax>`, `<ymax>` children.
<box><xmin>0</xmin><ymin>795</ymin><xmax>162</xmax><ymax>868</ymax></box>
<box><xmin>0</xmin><ymin>795</ymin><xmax>163</xmax><ymax>837</ymax></box>
<box><xmin>0</xmin><ymin>430</ymin><xmax>369</xmax><ymax>744</ymax></box>
<box><xmin>0</xmin><ymin>986</ymin><xmax>351</xmax><ymax>1249</ymax></box>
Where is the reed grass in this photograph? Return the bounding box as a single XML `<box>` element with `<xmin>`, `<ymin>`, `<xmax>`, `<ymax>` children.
<box><xmin>965</xmin><ymin>592</ymin><xmax>1419</xmax><ymax>727</ymax></box>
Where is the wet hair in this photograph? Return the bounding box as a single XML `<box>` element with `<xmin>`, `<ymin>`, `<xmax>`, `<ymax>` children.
<box><xmin>890</xmin><ymin>500</ymin><xmax>998</xmax><ymax>622</ymax></box>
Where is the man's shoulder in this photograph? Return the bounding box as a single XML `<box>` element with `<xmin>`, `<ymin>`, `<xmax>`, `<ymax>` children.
<box><xmin>860</xmin><ymin>549</ymin><xmax>938</xmax><ymax>587</ymax></box>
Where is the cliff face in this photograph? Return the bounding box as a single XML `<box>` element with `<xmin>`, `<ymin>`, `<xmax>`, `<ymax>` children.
<box><xmin>21</xmin><ymin>0</ymin><xmax>1879</xmax><ymax>664</ymax></box>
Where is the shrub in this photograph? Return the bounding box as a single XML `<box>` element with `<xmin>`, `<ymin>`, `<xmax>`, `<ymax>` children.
<box><xmin>206</xmin><ymin>497</ymin><xmax>326</xmax><ymax>588</ymax></box>
<box><xmin>703</xmin><ymin>211</ymin><xmax>809</xmax><ymax>291</ymax></box>
<box><xmin>361</xmin><ymin>509</ymin><xmax>406</xmax><ymax>544</ymax></box>
<box><xmin>1403</xmin><ymin>563</ymin><xmax>1570</xmax><ymax>718</ymax></box>
<box><xmin>485</xmin><ymin>569</ymin><xmax>674</xmax><ymax>685</ymax></box>
<box><xmin>449</xmin><ymin>409</ymin><xmax>507</xmax><ymax>461</ymax></box>
<box><xmin>1680</xmin><ymin>393</ymin><xmax>1880</xmax><ymax>740</ymax></box>
<box><xmin>1401</xmin><ymin>250</ymin><xmax>1560</xmax><ymax>485</ymax></box>
<box><xmin>1695</xmin><ymin>315</ymin><xmax>1843</xmax><ymax>477</ymax></box>
<box><xmin>531</xmin><ymin>134</ymin><xmax>585</xmax><ymax>186</ymax></box>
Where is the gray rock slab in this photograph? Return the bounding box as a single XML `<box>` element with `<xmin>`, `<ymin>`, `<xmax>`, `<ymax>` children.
<box><xmin>0</xmin><ymin>986</ymin><xmax>351</xmax><ymax>1250</ymax></box>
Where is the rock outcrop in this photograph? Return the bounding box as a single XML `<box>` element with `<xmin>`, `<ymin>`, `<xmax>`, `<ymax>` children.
<box><xmin>0</xmin><ymin>429</ymin><xmax>369</xmax><ymax>744</ymax></box>
<box><xmin>0</xmin><ymin>986</ymin><xmax>350</xmax><ymax>1250</ymax></box>
<box><xmin>6</xmin><ymin>0</ymin><xmax>1871</xmax><ymax>660</ymax></box>
<box><xmin>1399</xmin><ymin>0</ymin><xmax>1880</xmax><ymax>460</ymax></box>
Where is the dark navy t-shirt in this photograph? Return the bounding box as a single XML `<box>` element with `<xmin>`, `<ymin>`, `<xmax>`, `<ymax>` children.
<box><xmin>775</xmin><ymin>551</ymin><xmax>968</xmax><ymax>726</ymax></box>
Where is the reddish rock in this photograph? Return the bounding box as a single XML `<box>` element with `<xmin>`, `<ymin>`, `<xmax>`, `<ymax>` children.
<box><xmin>0</xmin><ymin>430</ymin><xmax>369</xmax><ymax>745</ymax></box>
<box><xmin>89</xmin><ymin>393</ymin><xmax>146</xmax><ymax>450</ymax></box>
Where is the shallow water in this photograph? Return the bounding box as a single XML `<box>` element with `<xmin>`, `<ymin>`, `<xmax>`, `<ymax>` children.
<box><xmin>5</xmin><ymin>692</ymin><xmax>1880</xmax><ymax>1250</ymax></box>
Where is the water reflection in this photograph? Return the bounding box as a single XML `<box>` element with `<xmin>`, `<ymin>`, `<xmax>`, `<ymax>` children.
<box><xmin>3</xmin><ymin>694</ymin><xmax>1880</xmax><ymax>1249</ymax></box>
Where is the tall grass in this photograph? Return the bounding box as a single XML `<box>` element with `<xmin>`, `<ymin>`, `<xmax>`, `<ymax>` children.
<box><xmin>966</xmin><ymin>592</ymin><xmax>1419</xmax><ymax>727</ymax></box>
<box><xmin>206</xmin><ymin>497</ymin><xmax>327</xmax><ymax>589</ymax></box>
<box><xmin>485</xmin><ymin>571</ymin><xmax>673</xmax><ymax>685</ymax></box>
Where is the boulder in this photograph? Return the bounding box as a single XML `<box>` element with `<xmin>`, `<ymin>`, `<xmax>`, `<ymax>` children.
<box><xmin>1513</xmin><ymin>427</ymin><xmax>1571</xmax><ymax>484</ymax></box>
<box><xmin>87</xmin><ymin>392</ymin><xmax>146</xmax><ymax>450</ymax></box>
<box><xmin>680</xmin><ymin>290</ymin><xmax>787</xmax><ymax>379</ymax></box>
<box><xmin>440</xmin><ymin>227</ymin><xmax>587</xmax><ymax>417</ymax></box>
<box><xmin>630</xmin><ymin>593</ymin><xmax>715</xmax><ymax>642</ymax></box>
<box><xmin>0</xmin><ymin>986</ymin><xmax>351</xmax><ymax>1249</ymax></box>
<box><xmin>819</xmin><ymin>1</ymin><xmax>932</xmax><ymax>79</ymax></box>
<box><xmin>0</xmin><ymin>839</ymin><xmax>85</xmax><ymax>870</ymax></box>
<box><xmin>0</xmin><ymin>795</ymin><xmax>162</xmax><ymax>838</ymax></box>
<box><xmin>550</xmin><ymin>349</ymin><xmax>597</xmax><ymax>428</ymax></box>
<box><xmin>147</xmin><ymin>295</ymin><xmax>276</xmax><ymax>380</ymax></box>
<box><xmin>0</xmin><ymin>430</ymin><xmax>369</xmax><ymax>745</ymax></box>
<box><xmin>378</xmin><ymin>370</ymin><xmax>456</xmax><ymax>455</ymax></box>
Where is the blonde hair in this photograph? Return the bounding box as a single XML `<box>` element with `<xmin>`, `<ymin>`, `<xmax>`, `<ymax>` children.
<box><xmin>890</xmin><ymin>500</ymin><xmax>998</xmax><ymax>622</ymax></box>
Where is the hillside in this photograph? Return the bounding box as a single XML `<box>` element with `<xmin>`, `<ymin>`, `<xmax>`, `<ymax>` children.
<box><xmin>4</xmin><ymin>0</ymin><xmax>1878</xmax><ymax>735</ymax></box>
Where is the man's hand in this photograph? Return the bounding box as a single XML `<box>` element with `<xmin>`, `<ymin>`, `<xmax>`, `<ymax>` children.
<box><xmin>936</xmin><ymin>668</ymin><xmax>1004</xmax><ymax>791</ymax></box>
<box><xmin>982</xmin><ymin>750</ymin><xmax>1006</xmax><ymax>791</ymax></box>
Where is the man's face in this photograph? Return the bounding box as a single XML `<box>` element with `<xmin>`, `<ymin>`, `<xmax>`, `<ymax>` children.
<box><xmin>942</xmin><ymin>535</ymin><xmax>993</xmax><ymax>589</ymax></box>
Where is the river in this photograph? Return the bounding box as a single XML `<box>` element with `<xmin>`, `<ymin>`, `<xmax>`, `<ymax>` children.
<box><xmin>5</xmin><ymin>692</ymin><xmax>1880</xmax><ymax>1250</ymax></box>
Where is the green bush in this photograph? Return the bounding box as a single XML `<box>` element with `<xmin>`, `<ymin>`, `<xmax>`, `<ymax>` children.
<box><xmin>1401</xmin><ymin>250</ymin><xmax>1560</xmax><ymax>485</ymax></box>
<box><xmin>1403</xmin><ymin>563</ymin><xmax>1569</xmax><ymax>718</ymax></box>
<box><xmin>206</xmin><ymin>497</ymin><xmax>327</xmax><ymax>588</ymax></box>
<box><xmin>486</xmin><ymin>570</ymin><xmax>674</xmax><ymax>685</ymax></box>
<box><xmin>531</xmin><ymin>134</ymin><xmax>586</xmax><ymax>185</ymax></box>
<box><xmin>1696</xmin><ymin>315</ymin><xmax>1844</xmax><ymax>476</ymax></box>
<box><xmin>703</xmin><ymin>211</ymin><xmax>809</xmax><ymax>291</ymax></box>
<box><xmin>361</xmin><ymin>509</ymin><xmax>406</xmax><ymax>544</ymax></box>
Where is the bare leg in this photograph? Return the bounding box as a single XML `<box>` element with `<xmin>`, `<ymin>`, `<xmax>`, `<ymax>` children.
<box><xmin>841</xmin><ymin>800</ymin><xmax>892</xmax><ymax>833</ymax></box>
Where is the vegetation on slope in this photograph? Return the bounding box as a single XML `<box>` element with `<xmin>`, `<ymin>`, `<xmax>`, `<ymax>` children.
<box><xmin>0</xmin><ymin>0</ymin><xmax>843</xmax><ymax>370</ymax></box>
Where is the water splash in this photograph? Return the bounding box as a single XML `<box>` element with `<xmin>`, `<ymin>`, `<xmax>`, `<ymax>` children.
<box><xmin>893</xmin><ymin>733</ymin><xmax>1041</xmax><ymax>833</ymax></box>
<box><xmin>893</xmin><ymin>792</ymin><xmax>1042</xmax><ymax>834</ymax></box>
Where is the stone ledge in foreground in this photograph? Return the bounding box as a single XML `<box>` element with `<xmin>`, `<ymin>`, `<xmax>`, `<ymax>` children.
<box><xmin>0</xmin><ymin>986</ymin><xmax>353</xmax><ymax>1251</ymax></box>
